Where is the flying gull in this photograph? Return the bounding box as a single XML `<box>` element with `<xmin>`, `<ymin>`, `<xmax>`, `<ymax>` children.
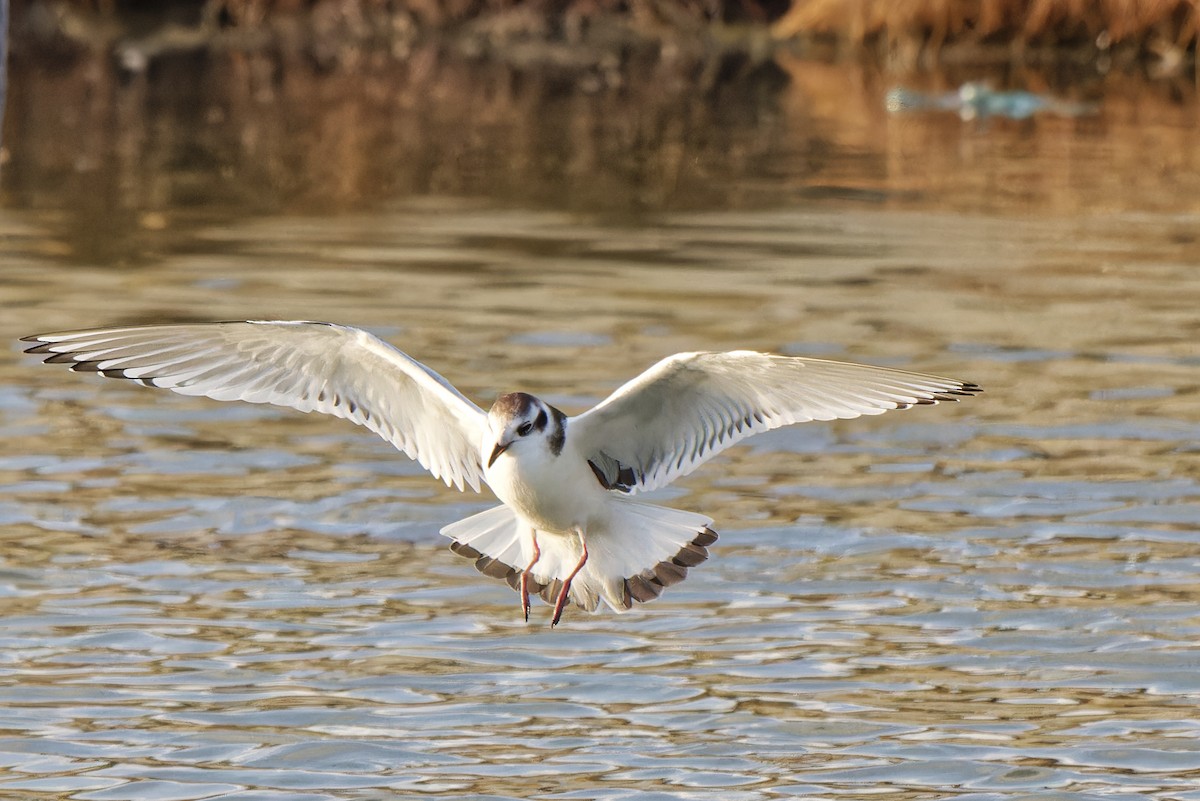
<box><xmin>22</xmin><ymin>321</ymin><xmax>981</xmax><ymax>625</ymax></box>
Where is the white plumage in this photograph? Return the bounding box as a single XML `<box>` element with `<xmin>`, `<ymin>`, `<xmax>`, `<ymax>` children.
<box><xmin>25</xmin><ymin>322</ymin><xmax>486</xmax><ymax>491</ymax></box>
<box><xmin>570</xmin><ymin>350</ymin><xmax>976</xmax><ymax>493</ymax></box>
<box><xmin>23</xmin><ymin>320</ymin><xmax>981</xmax><ymax>625</ymax></box>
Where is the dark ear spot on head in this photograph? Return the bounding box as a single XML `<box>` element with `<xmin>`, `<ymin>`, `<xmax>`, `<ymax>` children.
<box><xmin>546</xmin><ymin>405</ymin><xmax>566</xmax><ymax>456</ymax></box>
<box><xmin>534</xmin><ymin>409</ymin><xmax>548</xmax><ymax>430</ymax></box>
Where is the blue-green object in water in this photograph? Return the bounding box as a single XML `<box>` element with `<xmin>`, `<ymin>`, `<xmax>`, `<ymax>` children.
<box><xmin>886</xmin><ymin>82</ymin><xmax>1097</xmax><ymax>120</ymax></box>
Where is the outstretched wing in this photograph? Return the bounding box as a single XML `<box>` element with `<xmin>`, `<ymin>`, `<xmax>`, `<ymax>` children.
<box><xmin>22</xmin><ymin>321</ymin><xmax>488</xmax><ymax>492</ymax></box>
<box><xmin>570</xmin><ymin>351</ymin><xmax>980</xmax><ymax>493</ymax></box>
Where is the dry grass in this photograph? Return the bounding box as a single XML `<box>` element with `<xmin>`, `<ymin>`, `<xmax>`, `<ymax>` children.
<box><xmin>773</xmin><ymin>0</ymin><xmax>1200</xmax><ymax>51</ymax></box>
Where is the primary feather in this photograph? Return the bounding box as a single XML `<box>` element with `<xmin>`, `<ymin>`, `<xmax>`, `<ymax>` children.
<box><xmin>21</xmin><ymin>321</ymin><xmax>488</xmax><ymax>492</ymax></box>
<box><xmin>570</xmin><ymin>350</ymin><xmax>980</xmax><ymax>493</ymax></box>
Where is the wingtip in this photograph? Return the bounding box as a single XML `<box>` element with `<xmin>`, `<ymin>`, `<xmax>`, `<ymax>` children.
<box><xmin>946</xmin><ymin>381</ymin><xmax>984</xmax><ymax>399</ymax></box>
<box><xmin>19</xmin><ymin>334</ymin><xmax>55</xmax><ymax>352</ymax></box>
<box><xmin>22</xmin><ymin>340</ymin><xmax>69</xmax><ymax>358</ymax></box>
<box><xmin>925</xmin><ymin>381</ymin><xmax>983</xmax><ymax>404</ymax></box>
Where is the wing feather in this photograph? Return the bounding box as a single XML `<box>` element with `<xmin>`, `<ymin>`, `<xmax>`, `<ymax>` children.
<box><xmin>22</xmin><ymin>321</ymin><xmax>488</xmax><ymax>492</ymax></box>
<box><xmin>570</xmin><ymin>350</ymin><xmax>981</xmax><ymax>493</ymax></box>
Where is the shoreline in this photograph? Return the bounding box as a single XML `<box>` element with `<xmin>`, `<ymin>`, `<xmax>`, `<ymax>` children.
<box><xmin>12</xmin><ymin>0</ymin><xmax>1198</xmax><ymax>77</ymax></box>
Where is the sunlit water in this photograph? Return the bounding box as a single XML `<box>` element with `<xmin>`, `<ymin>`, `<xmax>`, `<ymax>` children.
<box><xmin>2</xmin><ymin>45</ymin><xmax>1200</xmax><ymax>801</ymax></box>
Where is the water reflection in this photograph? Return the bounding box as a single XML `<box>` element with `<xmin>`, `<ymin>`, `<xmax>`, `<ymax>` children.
<box><xmin>5</xmin><ymin>45</ymin><xmax>795</xmax><ymax>264</ymax></box>
<box><xmin>8</xmin><ymin>43</ymin><xmax>1200</xmax><ymax>268</ymax></box>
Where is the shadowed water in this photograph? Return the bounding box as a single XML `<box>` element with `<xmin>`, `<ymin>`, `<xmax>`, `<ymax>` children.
<box><xmin>2</xmin><ymin>45</ymin><xmax>1200</xmax><ymax>801</ymax></box>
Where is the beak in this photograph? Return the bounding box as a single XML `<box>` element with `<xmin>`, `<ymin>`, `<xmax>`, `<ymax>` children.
<box><xmin>487</xmin><ymin>441</ymin><xmax>509</xmax><ymax>468</ymax></box>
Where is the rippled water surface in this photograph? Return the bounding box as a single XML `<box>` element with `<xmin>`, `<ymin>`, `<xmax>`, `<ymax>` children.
<box><xmin>3</xmin><ymin>46</ymin><xmax>1200</xmax><ymax>801</ymax></box>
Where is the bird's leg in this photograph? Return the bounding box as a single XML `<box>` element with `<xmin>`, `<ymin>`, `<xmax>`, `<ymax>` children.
<box><xmin>520</xmin><ymin>531</ymin><xmax>541</xmax><ymax>623</ymax></box>
<box><xmin>551</xmin><ymin>538</ymin><xmax>588</xmax><ymax>628</ymax></box>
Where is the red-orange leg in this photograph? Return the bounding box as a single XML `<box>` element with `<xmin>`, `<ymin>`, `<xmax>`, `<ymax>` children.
<box><xmin>520</xmin><ymin>532</ymin><xmax>541</xmax><ymax>623</ymax></box>
<box><xmin>551</xmin><ymin>540</ymin><xmax>589</xmax><ymax>628</ymax></box>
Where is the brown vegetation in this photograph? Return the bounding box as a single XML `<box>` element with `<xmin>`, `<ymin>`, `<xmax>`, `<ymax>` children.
<box><xmin>773</xmin><ymin>0</ymin><xmax>1200</xmax><ymax>53</ymax></box>
<box><xmin>12</xmin><ymin>0</ymin><xmax>1200</xmax><ymax>64</ymax></box>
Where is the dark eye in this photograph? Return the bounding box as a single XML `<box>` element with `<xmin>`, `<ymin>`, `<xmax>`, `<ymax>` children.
<box><xmin>517</xmin><ymin>422</ymin><xmax>533</xmax><ymax>436</ymax></box>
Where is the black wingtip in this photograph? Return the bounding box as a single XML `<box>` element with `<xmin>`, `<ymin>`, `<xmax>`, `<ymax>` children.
<box><xmin>927</xmin><ymin>382</ymin><xmax>983</xmax><ymax>403</ymax></box>
<box><xmin>21</xmin><ymin>339</ymin><xmax>56</xmax><ymax>355</ymax></box>
<box><xmin>949</xmin><ymin>385</ymin><xmax>983</xmax><ymax>399</ymax></box>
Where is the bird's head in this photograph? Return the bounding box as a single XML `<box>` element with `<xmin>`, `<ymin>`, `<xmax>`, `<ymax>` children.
<box><xmin>486</xmin><ymin>392</ymin><xmax>562</xmax><ymax>468</ymax></box>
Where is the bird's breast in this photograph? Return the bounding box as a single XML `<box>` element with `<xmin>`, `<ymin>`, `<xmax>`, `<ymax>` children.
<box><xmin>484</xmin><ymin>447</ymin><xmax>605</xmax><ymax>535</ymax></box>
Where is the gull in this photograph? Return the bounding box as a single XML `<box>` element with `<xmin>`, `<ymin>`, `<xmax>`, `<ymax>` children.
<box><xmin>22</xmin><ymin>321</ymin><xmax>981</xmax><ymax>625</ymax></box>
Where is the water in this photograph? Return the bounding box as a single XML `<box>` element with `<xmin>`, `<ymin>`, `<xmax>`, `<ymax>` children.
<box><xmin>2</xmin><ymin>43</ymin><xmax>1200</xmax><ymax>800</ymax></box>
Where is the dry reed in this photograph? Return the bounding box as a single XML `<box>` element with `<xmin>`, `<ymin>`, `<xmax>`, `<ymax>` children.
<box><xmin>772</xmin><ymin>0</ymin><xmax>1200</xmax><ymax>51</ymax></box>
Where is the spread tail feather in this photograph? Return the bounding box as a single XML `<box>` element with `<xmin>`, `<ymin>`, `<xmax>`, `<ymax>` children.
<box><xmin>441</xmin><ymin>501</ymin><xmax>717</xmax><ymax>618</ymax></box>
